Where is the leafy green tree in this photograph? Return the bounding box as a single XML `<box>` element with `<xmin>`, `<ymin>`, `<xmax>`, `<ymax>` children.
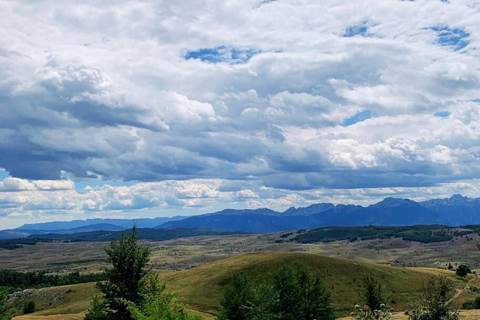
<box><xmin>0</xmin><ymin>288</ymin><xmax>11</xmax><ymax>320</ymax></box>
<box><xmin>272</xmin><ymin>264</ymin><xmax>335</xmax><ymax>320</ymax></box>
<box><xmin>363</xmin><ymin>272</ymin><xmax>386</xmax><ymax>312</ymax></box>
<box><xmin>127</xmin><ymin>274</ymin><xmax>203</xmax><ymax>320</ymax></box>
<box><xmin>85</xmin><ymin>225</ymin><xmax>150</xmax><ymax>320</ymax></box>
<box><xmin>455</xmin><ymin>265</ymin><xmax>470</xmax><ymax>278</ymax></box>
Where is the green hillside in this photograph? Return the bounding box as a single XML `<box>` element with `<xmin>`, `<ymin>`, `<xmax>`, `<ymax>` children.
<box><xmin>160</xmin><ymin>251</ymin><xmax>465</xmax><ymax>317</ymax></box>
<box><xmin>10</xmin><ymin>252</ymin><xmax>468</xmax><ymax>319</ymax></box>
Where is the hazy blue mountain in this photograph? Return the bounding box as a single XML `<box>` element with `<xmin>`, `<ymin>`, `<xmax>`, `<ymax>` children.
<box><xmin>7</xmin><ymin>194</ymin><xmax>480</xmax><ymax>237</ymax></box>
<box><xmin>204</xmin><ymin>208</ymin><xmax>278</xmax><ymax>216</ymax></box>
<box><xmin>16</xmin><ymin>216</ymin><xmax>187</xmax><ymax>231</ymax></box>
<box><xmin>159</xmin><ymin>214</ymin><xmax>310</xmax><ymax>233</ymax></box>
<box><xmin>419</xmin><ymin>194</ymin><xmax>480</xmax><ymax>226</ymax></box>
<box><xmin>158</xmin><ymin>198</ymin><xmax>447</xmax><ymax>232</ymax></box>
<box><xmin>282</xmin><ymin>203</ymin><xmax>335</xmax><ymax>216</ymax></box>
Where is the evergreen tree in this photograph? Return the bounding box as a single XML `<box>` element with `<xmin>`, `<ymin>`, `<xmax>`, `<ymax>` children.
<box><xmin>217</xmin><ymin>273</ymin><xmax>255</xmax><ymax>320</ymax></box>
<box><xmin>272</xmin><ymin>264</ymin><xmax>335</xmax><ymax>320</ymax></box>
<box><xmin>217</xmin><ymin>264</ymin><xmax>335</xmax><ymax>320</ymax></box>
<box><xmin>363</xmin><ymin>272</ymin><xmax>386</xmax><ymax>312</ymax></box>
<box><xmin>85</xmin><ymin>225</ymin><xmax>150</xmax><ymax>320</ymax></box>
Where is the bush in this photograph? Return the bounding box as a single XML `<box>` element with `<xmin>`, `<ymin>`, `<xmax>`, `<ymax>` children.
<box><xmin>351</xmin><ymin>303</ymin><xmax>392</xmax><ymax>320</ymax></box>
<box><xmin>22</xmin><ymin>301</ymin><xmax>35</xmax><ymax>315</ymax></box>
<box><xmin>363</xmin><ymin>272</ymin><xmax>386</xmax><ymax>312</ymax></box>
<box><xmin>127</xmin><ymin>274</ymin><xmax>203</xmax><ymax>320</ymax></box>
<box><xmin>406</xmin><ymin>275</ymin><xmax>458</xmax><ymax>320</ymax></box>
<box><xmin>352</xmin><ymin>272</ymin><xmax>391</xmax><ymax>320</ymax></box>
<box><xmin>455</xmin><ymin>265</ymin><xmax>471</xmax><ymax>278</ymax></box>
<box><xmin>0</xmin><ymin>288</ymin><xmax>11</xmax><ymax>320</ymax></box>
<box><xmin>461</xmin><ymin>296</ymin><xmax>480</xmax><ymax>310</ymax></box>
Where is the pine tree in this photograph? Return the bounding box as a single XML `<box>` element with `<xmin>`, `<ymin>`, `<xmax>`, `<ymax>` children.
<box><xmin>85</xmin><ymin>225</ymin><xmax>150</xmax><ymax>320</ymax></box>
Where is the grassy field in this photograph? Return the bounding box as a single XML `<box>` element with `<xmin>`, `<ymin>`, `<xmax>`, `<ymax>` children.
<box><xmin>160</xmin><ymin>251</ymin><xmax>471</xmax><ymax>317</ymax></box>
<box><xmin>1</xmin><ymin>231</ymin><xmax>480</xmax><ymax>274</ymax></box>
<box><xmin>3</xmin><ymin>231</ymin><xmax>480</xmax><ymax>320</ymax></box>
<box><xmin>10</xmin><ymin>251</ymin><xmax>473</xmax><ymax>319</ymax></box>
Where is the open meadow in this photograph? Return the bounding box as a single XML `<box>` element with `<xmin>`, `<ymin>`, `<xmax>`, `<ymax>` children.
<box><xmin>2</xmin><ymin>231</ymin><xmax>480</xmax><ymax>319</ymax></box>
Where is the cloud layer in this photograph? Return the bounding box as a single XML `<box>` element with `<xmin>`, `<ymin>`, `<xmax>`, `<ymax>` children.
<box><xmin>1</xmin><ymin>0</ymin><xmax>480</xmax><ymax>227</ymax></box>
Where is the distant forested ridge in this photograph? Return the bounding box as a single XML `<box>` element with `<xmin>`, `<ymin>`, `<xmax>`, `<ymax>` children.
<box><xmin>292</xmin><ymin>225</ymin><xmax>475</xmax><ymax>244</ymax></box>
<box><xmin>0</xmin><ymin>269</ymin><xmax>106</xmax><ymax>291</ymax></box>
<box><xmin>27</xmin><ymin>227</ymin><xmax>242</xmax><ymax>242</ymax></box>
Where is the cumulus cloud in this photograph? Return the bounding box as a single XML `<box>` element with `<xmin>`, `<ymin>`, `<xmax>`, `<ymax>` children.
<box><xmin>1</xmin><ymin>0</ymin><xmax>480</xmax><ymax>225</ymax></box>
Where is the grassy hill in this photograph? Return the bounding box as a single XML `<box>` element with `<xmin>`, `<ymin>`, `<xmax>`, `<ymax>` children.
<box><xmin>160</xmin><ymin>251</ymin><xmax>467</xmax><ymax>317</ymax></box>
<box><xmin>10</xmin><ymin>252</ymin><xmax>471</xmax><ymax>319</ymax></box>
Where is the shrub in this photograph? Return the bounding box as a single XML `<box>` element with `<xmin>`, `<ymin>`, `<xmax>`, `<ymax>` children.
<box><xmin>127</xmin><ymin>274</ymin><xmax>203</xmax><ymax>320</ymax></box>
<box><xmin>22</xmin><ymin>301</ymin><xmax>35</xmax><ymax>315</ymax></box>
<box><xmin>0</xmin><ymin>288</ymin><xmax>11</xmax><ymax>320</ymax></box>
<box><xmin>363</xmin><ymin>272</ymin><xmax>386</xmax><ymax>312</ymax></box>
<box><xmin>455</xmin><ymin>265</ymin><xmax>471</xmax><ymax>278</ymax></box>
<box><xmin>461</xmin><ymin>296</ymin><xmax>480</xmax><ymax>310</ymax></box>
<box><xmin>351</xmin><ymin>303</ymin><xmax>392</xmax><ymax>320</ymax></box>
<box><xmin>406</xmin><ymin>275</ymin><xmax>458</xmax><ymax>320</ymax></box>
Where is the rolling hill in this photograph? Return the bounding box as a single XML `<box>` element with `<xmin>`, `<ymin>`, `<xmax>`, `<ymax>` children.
<box><xmin>160</xmin><ymin>252</ymin><xmax>467</xmax><ymax>317</ymax></box>
<box><xmin>7</xmin><ymin>252</ymin><xmax>473</xmax><ymax>319</ymax></box>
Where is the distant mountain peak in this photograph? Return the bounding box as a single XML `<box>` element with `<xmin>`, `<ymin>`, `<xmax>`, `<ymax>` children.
<box><xmin>369</xmin><ymin>197</ymin><xmax>419</xmax><ymax>209</ymax></box>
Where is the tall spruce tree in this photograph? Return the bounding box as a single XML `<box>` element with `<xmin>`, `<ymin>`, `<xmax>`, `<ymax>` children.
<box><xmin>85</xmin><ymin>225</ymin><xmax>150</xmax><ymax>320</ymax></box>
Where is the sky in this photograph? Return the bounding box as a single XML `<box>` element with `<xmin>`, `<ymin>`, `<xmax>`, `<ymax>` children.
<box><xmin>1</xmin><ymin>0</ymin><xmax>480</xmax><ymax>229</ymax></box>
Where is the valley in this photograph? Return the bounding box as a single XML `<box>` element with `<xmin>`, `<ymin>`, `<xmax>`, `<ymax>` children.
<box><xmin>2</xmin><ymin>227</ymin><xmax>480</xmax><ymax>319</ymax></box>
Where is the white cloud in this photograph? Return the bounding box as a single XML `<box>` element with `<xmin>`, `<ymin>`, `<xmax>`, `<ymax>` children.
<box><xmin>1</xmin><ymin>0</ymin><xmax>480</xmax><ymax>224</ymax></box>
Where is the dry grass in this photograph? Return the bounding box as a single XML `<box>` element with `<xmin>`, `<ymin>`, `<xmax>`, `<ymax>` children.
<box><xmin>13</xmin><ymin>313</ymin><xmax>85</xmax><ymax>320</ymax></box>
<box><xmin>160</xmin><ymin>251</ymin><xmax>465</xmax><ymax>317</ymax></box>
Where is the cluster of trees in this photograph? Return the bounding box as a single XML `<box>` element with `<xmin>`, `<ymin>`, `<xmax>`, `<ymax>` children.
<box><xmin>0</xmin><ymin>269</ymin><xmax>106</xmax><ymax>290</ymax></box>
<box><xmin>217</xmin><ymin>264</ymin><xmax>335</xmax><ymax>320</ymax></box>
<box><xmin>0</xmin><ymin>239</ymin><xmax>39</xmax><ymax>250</ymax></box>
<box><xmin>0</xmin><ymin>223</ymin><xmax>473</xmax><ymax>320</ymax></box>
<box><xmin>294</xmin><ymin>225</ymin><xmax>472</xmax><ymax>244</ymax></box>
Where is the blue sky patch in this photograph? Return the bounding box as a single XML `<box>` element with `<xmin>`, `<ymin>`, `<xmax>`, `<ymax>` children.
<box><xmin>343</xmin><ymin>110</ymin><xmax>371</xmax><ymax>126</ymax></box>
<box><xmin>434</xmin><ymin>111</ymin><xmax>451</xmax><ymax>118</ymax></box>
<box><xmin>344</xmin><ymin>22</ymin><xmax>369</xmax><ymax>37</ymax></box>
<box><xmin>185</xmin><ymin>46</ymin><xmax>261</xmax><ymax>64</ymax></box>
<box><xmin>431</xmin><ymin>26</ymin><xmax>469</xmax><ymax>51</ymax></box>
<box><xmin>0</xmin><ymin>169</ymin><xmax>8</xmax><ymax>181</ymax></box>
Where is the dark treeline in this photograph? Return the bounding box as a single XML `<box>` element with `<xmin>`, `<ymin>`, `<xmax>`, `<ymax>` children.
<box><xmin>293</xmin><ymin>225</ymin><xmax>474</xmax><ymax>244</ymax></box>
<box><xmin>0</xmin><ymin>269</ymin><xmax>106</xmax><ymax>290</ymax></box>
<box><xmin>0</xmin><ymin>239</ymin><xmax>41</xmax><ymax>250</ymax></box>
<box><xmin>27</xmin><ymin>227</ymin><xmax>241</xmax><ymax>242</ymax></box>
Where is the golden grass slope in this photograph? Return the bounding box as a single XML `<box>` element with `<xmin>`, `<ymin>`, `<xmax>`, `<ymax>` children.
<box><xmin>10</xmin><ymin>252</ymin><xmax>472</xmax><ymax>319</ymax></box>
<box><xmin>160</xmin><ymin>251</ymin><xmax>467</xmax><ymax>317</ymax></box>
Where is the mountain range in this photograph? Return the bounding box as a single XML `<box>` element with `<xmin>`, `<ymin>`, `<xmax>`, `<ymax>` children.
<box><xmin>3</xmin><ymin>194</ymin><xmax>480</xmax><ymax>238</ymax></box>
<box><xmin>158</xmin><ymin>194</ymin><xmax>480</xmax><ymax>232</ymax></box>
